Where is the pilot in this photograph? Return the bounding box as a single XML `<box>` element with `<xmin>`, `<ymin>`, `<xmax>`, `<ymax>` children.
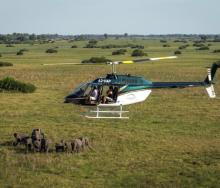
<box><xmin>89</xmin><ymin>86</ymin><xmax>99</xmax><ymax>103</ymax></box>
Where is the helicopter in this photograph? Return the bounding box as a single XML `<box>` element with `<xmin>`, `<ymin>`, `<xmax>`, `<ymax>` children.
<box><xmin>64</xmin><ymin>56</ymin><xmax>219</xmax><ymax>108</ymax></box>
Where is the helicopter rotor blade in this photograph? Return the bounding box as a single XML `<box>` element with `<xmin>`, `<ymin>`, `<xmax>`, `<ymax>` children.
<box><xmin>42</xmin><ymin>56</ymin><xmax>177</xmax><ymax>66</ymax></box>
<box><xmin>119</xmin><ymin>56</ymin><xmax>177</xmax><ymax>64</ymax></box>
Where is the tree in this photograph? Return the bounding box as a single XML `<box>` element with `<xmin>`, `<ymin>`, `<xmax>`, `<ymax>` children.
<box><xmin>124</xmin><ymin>33</ymin><xmax>128</xmax><ymax>37</ymax></box>
<box><xmin>104</xmin><ymin>33</ymin><xmax>108</xmax><ymax>39</ymax></box>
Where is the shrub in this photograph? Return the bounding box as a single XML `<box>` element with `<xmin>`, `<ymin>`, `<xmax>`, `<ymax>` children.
<box><xmin>84</xmin><ymin>43</ymin><xmax>98</xmax><ymax>48</ymax></box>
<box><xmin>84</xmin><ymin>40</ymin><xmax>98</xmax><ymax>48</ymax></box>
<box><xmin>130</xmin><ymin>45</ymin><xmax>144</xmax><ymax>49</ymax></box>
<box><xmin>0</xmin><ymin>77</ymin><xmax>36</xmax><ymax>93</ymax></box>
<box><xmin>0</xmin><ymin>54</ymin><xmax>1</xmax><ymax>57</ymax></box>
<box><xmin>179</xmin><ymin>44</ymin><xmax>189</xmax><ymax>50</ymax></box>
<box><xmin>112</xmin><ymin>49</ymin><xmax>127</xmax><ymax>55</ymax></box>
<box><xmin>88</xmin><ymin>40</ymin><xmax>98</xmax><ymax>45</ymax></box>
<box><xmin>20</xmin><ymin>48</ymin><xmax>29</xmax><ymax>52</ymax></box>
<box><xmin>6</xmin><ymin>44</ymin><xmax>14</xmax><ymax>47</ymax></box>
<box><xmin>45</xmin><ymin>48</ymin><xmax>57</xmax><ymax>53</ymax></box>
<box><xmin>196</xmin><ymin>46</ymin><xmax>209</xmax><ymax>50</ymax></box>
<box><xmin>174</xmin><ymin>50</ymin><xmax>182</xmax><ymax>55</ymax></box>
<box><xmin>160</xmin><ymin>40</ymin><xmax>167</xmax><ymax>43</ymax></box>
<box><xmin>71</xmin><ymin>45</ymin><xmax>77</xmax><ymax>48</ymax></box>
<box><xmin>174</xmin><ymin>40</ymin><xmax>187</xmax><ymax>43</ymax></box>
<box><xmin>213</xmin><ymin>49</ymin><xmax>220</xmax><ymax>53</ymax></box>
<box><xmin>163</xmin><ymin>44</ymin><xmax>170</xmax><ymax>47</ymax></box>
<box><xmin>0</xmin><ymin>62</ymin><xmax>13</xmax><ymax>67</ymax></box>
<box><xmin>16</xmin><ymin>50</ymin><xmax>23</xmax><ymax>55</ymax></box>
<box><xmin>81</xmin><ymin>57</ymin><xmax>111</xmax><ymax>64</ymax></box>
<box><xmin>131</xmin><ymin>49</ymin><xmax>147</xmax><ymax>57</ymax></box>
<box><xmin>193</xmin><ymin>43</ymin><xmax>205</xmax><ymax>47</ymax></box>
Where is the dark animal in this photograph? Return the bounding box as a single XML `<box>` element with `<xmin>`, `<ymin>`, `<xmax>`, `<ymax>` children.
<box><xmin>33</xmin><ymin>139</ymin><xmax>41</xmax><ymax>152</ymax></box>
<box><xmin>40</xmin><ymin>138</ymin><xmax>50</xmax><ymax>153</ymax></box>
<box><xmin>55</xmin><ymin>140</ymin><xmax>68</xmax><ymax>152</ymax></box>
<box><xmin>31</xmin><ymin>128</ymin><xmax>44</xmax><ymax>142</ymax></box>
<box><xmin>24</xmin><ymin>137</ymin><xmax>32</xmax><ymax>153</ymax></box>
<box><xmin>13</xmin><ymin>133</ymin><xmax>30</xmax><ymax>146</ymax></box>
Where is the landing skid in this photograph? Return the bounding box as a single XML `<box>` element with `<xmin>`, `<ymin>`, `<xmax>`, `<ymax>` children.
<box><xmin>85</xmin><ymin>104</ymin><xmax>129</xmax><ymax>119</ymax></box>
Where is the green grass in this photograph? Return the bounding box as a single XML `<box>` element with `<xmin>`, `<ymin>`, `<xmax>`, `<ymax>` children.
<box><xmin>0</xmin><ymin>38</ymin><xmax>220</xmax><ymax>187</ymax></box>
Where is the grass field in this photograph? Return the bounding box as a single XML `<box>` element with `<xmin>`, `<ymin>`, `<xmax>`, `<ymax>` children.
<box><xmin>0</xmin><ymin>38</ymin><xmax>220</xmax><ymax>187</ymax></box>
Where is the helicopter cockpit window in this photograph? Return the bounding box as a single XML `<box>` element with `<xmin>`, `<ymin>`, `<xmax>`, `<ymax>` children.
<box><xmin>71</xmin><ymin>83</ymin><xmax>90</xmax><ymax>97</ymax></box>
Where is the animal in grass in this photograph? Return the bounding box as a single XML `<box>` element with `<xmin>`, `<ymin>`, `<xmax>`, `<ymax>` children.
<box><xmin>13</xmin><ymin>133</ymin><xmax>30</xmax><ymax>146</ymax></box>
<box><xmin>40</xmin><ymin>138</ymin><xmax>50</xmax><ymax>153</ymax></box>
<box><xmin>13</xmin><ymin>133</ymin><xmax>32</xmax><ymax>153</ymax></box>
<box><xmin>32</xmin><ymin>139</ymin><xmax>41</xmax><ymax>152</ymax></box>
<box><xmin>31</xmin><ymin>128</ymin><xmax>45</xmax><ymax>152</ymax></box>
<box><xmin>79</xmin><ymin>137</ymin><xmax>90</xmax><ymax>148</ymax></box>
<box><xmin>31</xmin><ymin>128</ymin><xmax>44</xmax><ymax>141</ymax></box>
<box><xmin>79</xmin><ymin>137</ymin><xmax>95</xmax><ymax>151</ymax></box>
<box><xmin>71</xmin><ymin>137</ymin><xmax>92</xmax><ymax>153</ymax></box>
<box><xmin>24</xmin><ymin>137</ymin><xmax>32</xmax><ymax>153</ymax></box>
<box><xmin>71</xmin><ymin>138</ymin><xmax>84</xmax><ymax>153</ymax></box>
<box><xmin>55</xmin><ymin>140</ymin><xmax>68</xmax><ymax>152</ymax></box>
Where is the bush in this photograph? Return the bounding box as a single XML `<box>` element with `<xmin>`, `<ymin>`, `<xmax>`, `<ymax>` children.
<box><xmin>88</xmin><ymin>40</ymin><xmax>98</xmax><ymax>45</ymax></box>
<box><xmin>84</xmin><ymin>40</ymin><xmax>98</xmax><ymax>48</ymax></box>
<box><xmin>179</xmin><ymin>44</ymin><xmax>189</xmax><ymax>50</ymax></box>
<box><xmin>112</xmin><ymin>49</ymin><xmax>127</xmax><ymax>55</ymax></box>
<box><xmin>0</xmin><ymin>62</ymin><xmax>13</xmax><ymax>67</ymax></box>
<box><xmin>130</xmin><ymin>45</ymin><xmax>144</xmax><ymax>49</ymax></box>
<box><xmin>16</xmin><ymin>50</ymin><xmax>23</xmax><ymax>55</ymax></box>
<box><xmin>163</xmin><ymin>44</ymin><xmax>170</xmax><ymax>47</ymax></box>
<box><xmin>71</xmin><ymin>45</ymin><xmax>77</xmax><ymax>48</ymax></box>
<box><xmin>174</xmin><ymin>40</ymin><xmax>187</xmax><ymax>43</ymax></box>
<box><xmin>174</xmin><ymin>50</ymin><xmax>182</xmax><ymax>55</ymax></box>
<box><xmin>81</xmin><ymin>57</ymin><xmax>111</xmax><ymax>64</ymax></box>
<box><xmin>160</xmin><ymin>40</ymin><xmax>167</xmax><ymax>43</ymax></box>
<box><xmin>193</xmin><ymin>43</ymin><xmax>205</xmax><ymax>47</ymax></box>
<box><xmin>46</xmin><ymin>48</ymin><xmax>57</xmax><ymax>53</ymax></box>
<box><xmin>84</xmin><ymin>43</ymin><xmax>98</xmax><ymax>48</ymax></box>
<box><xmin>0</xmin><ymin>54</ymin><xmax>1</xmax><ymax>57</ymax></box>
<box><xmin>6</xmin><ymin>44</ymin><xmax>14</xmax><ymax>47</ymax></box>
<box><xmin>196</xmin><ymin>46</ymin><xmax>209</xmax><ymax>50</ymax></box>
<box><xmin>131</xmin><ymin>49</ymin><xmax>147</xmax><ymax>57</ymax></box>
<box><xmin>213</xmin><ymin>49</ymin><xmax>220</xmax><ymax>53</ymax></box>
<box><xmin>0</xmin><ymin>77</ymin><xmax>36</xmax><ymax>93</ymax></box>
<box><xmin>20</xmin><ymin>48</ymin><xmax>29</xmax><ymax>52</ymax></box>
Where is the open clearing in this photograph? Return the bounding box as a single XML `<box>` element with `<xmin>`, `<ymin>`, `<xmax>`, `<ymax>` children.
<box><xmin>0</xmin><ymin>38</ymin><xmax>220</xmax><ymax>187</ymax></box>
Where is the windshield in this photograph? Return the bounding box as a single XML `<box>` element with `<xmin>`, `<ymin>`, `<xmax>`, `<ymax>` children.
<box><xmin>70</xmin><ymin>82</ymin><xmax>90</xmax><ymax>97</ymax></box>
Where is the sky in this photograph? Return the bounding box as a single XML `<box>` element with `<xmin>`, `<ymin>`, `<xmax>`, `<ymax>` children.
<box><xmin>0</xmin><ymin>0</ymin><xmax>219</xmax><ymax>35</ymax></box>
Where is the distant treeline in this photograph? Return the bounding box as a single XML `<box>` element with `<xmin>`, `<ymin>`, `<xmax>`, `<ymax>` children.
<box><xmin>0</xmin><ymin>33</ymin><xmax>220</xmax><ymax>44</ymax></box>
